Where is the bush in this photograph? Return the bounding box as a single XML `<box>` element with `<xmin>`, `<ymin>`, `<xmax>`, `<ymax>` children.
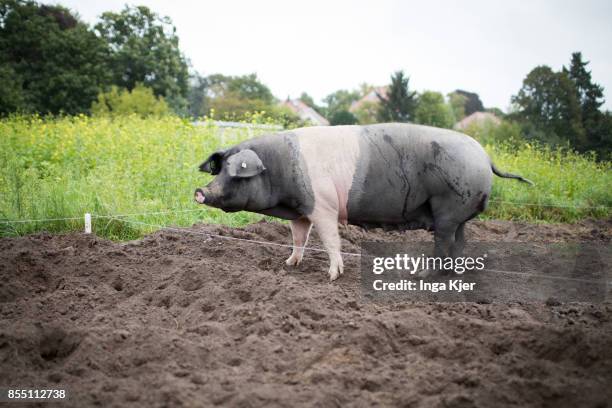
<box><xmin>463</xmin><ymin>119</ymin><xmax>524</xmax><ymax>148</ymax></box>
<box><xmin>91</xmin><ymin>84</ymin><xmax>170</xmax><ymax>118</ymax></box>
<box><xmin>205</xmin><ymin>102</ymin><xmax>306</xmax><ymax>129</ymax></box>
<box><xmin>267</xmin><ymin>105</ymin><xmax>307</xmax><ymax>129</ymax></box>
<box><xmin>208</xmin><ymin>94</ymin><xmax>269</xmax><ymax>120</ymax></box>
<box><xmin>330</xmin><ymin>110</ymin><xmax>358</xmax><ymax>125</ymax></box>
<box><xmin>353</xmin><ymin>101</ymin><xmax>378</xmax><ymax>125</ymax></box>
<box><xmin>414</xmin><ymin>91</ymin><xmax>454</xmax><ymax>128</ymax></box>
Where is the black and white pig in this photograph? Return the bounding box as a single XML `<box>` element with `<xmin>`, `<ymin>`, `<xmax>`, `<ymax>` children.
<box><xmin>194</xmin><ymin>123</ymin><xmax>532</xmax><ymax>281</ymax></box>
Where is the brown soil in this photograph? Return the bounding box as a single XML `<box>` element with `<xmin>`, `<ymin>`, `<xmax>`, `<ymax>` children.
<box><xmin>0</xmin><ymin>219</ymin><xmax>611</xmax><ymax>407</ymax></box>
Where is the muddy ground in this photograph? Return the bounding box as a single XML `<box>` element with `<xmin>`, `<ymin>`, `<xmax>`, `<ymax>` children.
<box><xmin>0</xmin><ymin>219</ymin><xmax>611</xmax><ymax>407</ymax></box>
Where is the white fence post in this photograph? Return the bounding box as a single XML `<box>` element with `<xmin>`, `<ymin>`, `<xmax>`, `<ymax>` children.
<box><xmin>84</xmin><ymin>213</ymin><xmax>91</xmax><ymax>234</ymax></box>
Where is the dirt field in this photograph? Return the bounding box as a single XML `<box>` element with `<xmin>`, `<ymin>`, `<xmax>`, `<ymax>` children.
<box><xmin>1</xmin><ymin>219</ymin><xmax>611</xmax><ymax>407</ymax></box>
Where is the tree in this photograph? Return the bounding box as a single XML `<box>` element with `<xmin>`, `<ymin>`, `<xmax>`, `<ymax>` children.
<box><xmin>564</xmin><ymin>52</ymin><xmax>609</xmax><ymax>156</ymax></box>
<box><xmin>485</xmin><ymin>107</ymin><xmax>505</xmax><ymax>118</ymax></box>
<box><xmin>591</xmin><ymin>112</ymin><xmax>612</xmax><ymax>160</ymax></box>
<box><xmin>299</xmin><ymin>92</ymin><xmax>315</xmax><ymax>108</ymax></box>
<box><xmin>0</xmin><ymin>0</ymin><xmax>109</xmax><ymax>115</ymax></box>
<box><xmin>414</xmin><ymin>91</ymin><xmax>454</xmax><ymax>128</ymax></box>
<box><xmin>226</xmin><ymin>73</ymin><xmax>274</xmax><ymax>104</ymax></box>
<box><xmin>209</xmin><ymin>94</ymin><xmax>270</xmax><ymax>120</ymax></box>
<box><xmin>376</xmin><ymin>71</ymin><xmax>417</xmax><ymax>122</ymax></box>
<box><xmin>449</xmin><ymin>90</ymin><xmax>484</xmax><ymax>117</ymax></box>
<box><xmin>0</xmin><ymin>64</ymin><xmax>25</xmax><ymax>114</ymax></box>
<box><xmin>512</xmin><ymin>65</ymin><xmax>585</xmax><ymax>148</ymax></box>
<box><xmin>463</xmin><ymin>118</ymin><xmax>524</xmax><ymax>148</ymax></box>
<box><xmin>91</xmin><ymin>84</ymin><xmax>169</xmax><ymax>117</ymax></box>
<box><xmin>510</xmin><ymin>53</ymin><xmax>612</xmax><ymax>156</ymax></box>
<box><xmin>322</xmin><ymin>89</ymin><xmax>360</xmax><ymax>118</ymax></box>
<box><xmin>95</xmin><ymin>5</ymin><xmax>189</xmax><ymax>113</ymax></box>
<box><xmin>206</xmin><ymin>73</ymin><xmax>276</xmax><ymax>120</ymax></box>
<box><xmin>186</xmin><ymin>72</ymin><xmax>209</xmax><ymax>118</ymax></box>
<box><xmin>207</xmin><ymin>73</ymin><xmax>274</xmax><ymax>103</ymax></box>
<box><xmin>565</xmin><ymin>52</ymin><xmax>604</xmax><ymax>121</ymax></box>
<box><xmin>206</xmin><ymin>74</ymin><xmax>231</xmax><ymax>98</ymax></box>
<box><xmin>299</xmin><ymin>92</ymin><xmax>324</xmax><ymax>115</ymax></box>
<box><xmin>269</xmin><ymin>104</ymin><xmax>305</xmax><ymax>129</ymax></box>
<box><xmin>447</xmin><ymin>92</ymin><xmax>467</xmax><ymax>122</ymax></box>
<box><xmin>353</xmin><ymin>100</ymin><xmax>379</xmax><ymax>124</ymax></box>
<box><xmin>358</xmin><ymin>82</ymin><xmax>375</xmax><ymax>97</ymax></box>
<box><xmin>329</xmin><ymin>110</ymin><xmax>357</xmax><ymax>125</ymax></box>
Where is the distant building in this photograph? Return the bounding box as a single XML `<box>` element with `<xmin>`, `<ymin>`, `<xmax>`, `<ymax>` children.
<box><xmin>349</xmin><ymin>86</ymin><xmax>388</xmax><ymax>113</ymax></box>
<box><xmin>454</xmin><ymin>111</ymin><xmax>501</xmax><ymax>131</ymax></box>
<box><xmin>281</xmin><ymin>99</ymin><xmax>329</xmax><ymax>126</ymax></box>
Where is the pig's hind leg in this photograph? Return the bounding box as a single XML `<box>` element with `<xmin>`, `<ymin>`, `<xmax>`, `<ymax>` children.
<box><xmin>450</xmin><ymin>222</ymin><xmax>466</xmax><ymax>258</ymax></box>
<box><xmin>429</xmin><ymin>196</ymin><xmax>462</xmax><ymax>274</ymax></box>
<box><xmin>286</xmin><ymin>217</ymin><xmax>313</xmax><ymax>266</ymax></box>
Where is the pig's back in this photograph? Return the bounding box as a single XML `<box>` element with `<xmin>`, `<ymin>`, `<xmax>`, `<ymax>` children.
<box><xmin>292</xmin><ymin>123</ymin><xmax>492</xmax><ymax>225</ymax></box>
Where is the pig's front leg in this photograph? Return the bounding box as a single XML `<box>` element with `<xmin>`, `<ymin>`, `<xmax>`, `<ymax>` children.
<box><xmin>309</xmin><ymin>209</ymin><xmax>343</xmax><ymax>281</ymax></box>
<box><xmin>286</xmin><ymin>217</ymin><xmax>313</xmax><ymax>266</ymax></box>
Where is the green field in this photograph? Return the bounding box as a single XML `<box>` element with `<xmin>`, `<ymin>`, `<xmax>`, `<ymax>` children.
<box><xmin>1</xmin><ymin>116</ymin><xmax>610</xmax><ymax>239</ymax></box>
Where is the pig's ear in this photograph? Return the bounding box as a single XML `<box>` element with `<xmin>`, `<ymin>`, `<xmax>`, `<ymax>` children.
<box><xmin>199</xmin><ymin>150</ymin><xmax>227</xmax><ymax>175</ymax></box>
<box><xmin>226</xmin><ymin>149</ymin><xmax>266</xmax><ymax>178</ymax></box>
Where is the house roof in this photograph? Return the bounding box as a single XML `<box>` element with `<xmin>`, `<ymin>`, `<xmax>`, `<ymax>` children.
<box><xmin>349</xmin><ymin>86</ymin><xmax>388</xmax><ymax>112</ymax></box>
<box><xmin>454</xmin><ymin>111</ymin><xmax>501</xmax><ymax>130</ymax></box>
<box><xmin>282</xmin><ymin>99</ymin><xmax>329</xmax><ymax>126</ymax></box>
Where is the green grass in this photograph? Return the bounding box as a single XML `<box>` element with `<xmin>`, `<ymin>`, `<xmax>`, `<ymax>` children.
<box><xmin>0</xmin><ymin>115</ymin><xmax>269</xmax><ymax>239</ymax></box>
<box><xmin>484</xmin><ymin>143</ymin><xmax>611</xmax><ymax>222</ymax></box>
<box><xmin>0</xmin><ymin>116</ymin><xmax>610</xmax><ymax>239</ymax></box>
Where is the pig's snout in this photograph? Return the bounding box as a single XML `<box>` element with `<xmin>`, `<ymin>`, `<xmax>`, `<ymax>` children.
<box><xmin>194</xmin><ymin>188</ymin><xmax>206</xmax><ymax>204</ymax></box>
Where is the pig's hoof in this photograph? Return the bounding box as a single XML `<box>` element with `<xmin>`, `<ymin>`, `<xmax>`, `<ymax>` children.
<box><xmin>328</xmin><ymin>266</ymin><xmax>343</xmax><ymax>281</ymax></box>
<box><xmin>285</xmin><ymin>255</ymin><xmax>302</xmax><ymax>266</ymax></box>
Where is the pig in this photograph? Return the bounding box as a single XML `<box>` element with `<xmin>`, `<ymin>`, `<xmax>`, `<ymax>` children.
<box><xmin>194</xmin><ymin>123</ymin><xmax>532</xmax><ymax>281</ymax></box>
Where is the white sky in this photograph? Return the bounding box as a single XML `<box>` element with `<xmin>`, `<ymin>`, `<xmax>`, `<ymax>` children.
<box><xmin>57</xmin><ymin>0</ymin><xmax>612</xmax><ymax>111</ymax></box>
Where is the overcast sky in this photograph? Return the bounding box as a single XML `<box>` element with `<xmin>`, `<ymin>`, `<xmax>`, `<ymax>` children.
<box><xmin>57</xmin><ymin>0</ymin><xmax>612</xmax><ymax>111</ymax></box>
